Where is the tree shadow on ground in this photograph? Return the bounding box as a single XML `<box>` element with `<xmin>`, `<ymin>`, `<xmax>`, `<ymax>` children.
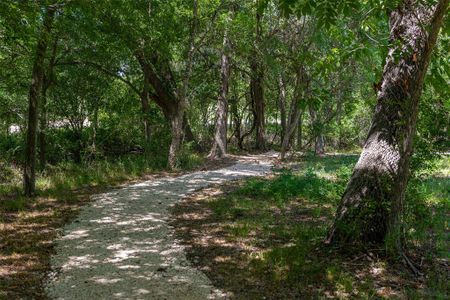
<box><xmin>171</xmin><ymin>159</ymin><xmax>447</xmax><ymax>299</ymax></box>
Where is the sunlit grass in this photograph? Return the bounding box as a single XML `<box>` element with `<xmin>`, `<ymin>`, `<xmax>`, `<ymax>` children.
<box><xmin>0</xmin><ymin>151</ymin><xmax>203</xmax><ymax>211</ymax></box>
<box><xmin>202</xmin><ymin>154</ymin><xmax>449</xmax><ymax>298</ymax></box>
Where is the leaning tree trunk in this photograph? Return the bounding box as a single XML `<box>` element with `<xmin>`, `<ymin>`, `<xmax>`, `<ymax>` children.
<box><xmin>209</xmin><ymin>19</ymin><xmax>231</xmax><ymax>159</ymax></box>
<box><xmin>24</xmin><ymin>5</ymin><xmax>56</xmax><ymax>196</ymax></box>
<box><xmin>328</xmin><ymin>0</ymin><xmax>448</xmax><ymax>251</ymax></box>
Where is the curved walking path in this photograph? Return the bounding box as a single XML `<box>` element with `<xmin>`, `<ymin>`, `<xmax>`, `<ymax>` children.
<box><xmin>45</xmin><ymin>152</ymin><xmax>277</xmax><ymax>299</ymax></box>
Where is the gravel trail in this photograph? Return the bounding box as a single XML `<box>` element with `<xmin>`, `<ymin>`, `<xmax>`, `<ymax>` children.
<box><xmin>45</xmin><ymin>152</ymin><xmax>277</xmax><ymax>299</ymax></box>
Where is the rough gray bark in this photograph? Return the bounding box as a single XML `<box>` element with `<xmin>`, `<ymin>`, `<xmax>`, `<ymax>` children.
<box><xmin>328</xmin><ymin>0</ymin><xmax>449</xmax><ymax>248</ymax></box>
<box><xmin>24</xmin><ymin>5</ymin><xmax>56</xmax><ymax>196</ymax></box>
<box><xmin>209</xmin><ymin>17</ymin><xmax>231</xmax><ymax>159</ymax></box>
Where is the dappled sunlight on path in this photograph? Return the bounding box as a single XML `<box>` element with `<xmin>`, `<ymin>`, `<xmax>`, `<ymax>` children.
<box><xmin>45</xmin><ymin>152</ymin><xmax>277</xmax><ymax>299</ymax></box>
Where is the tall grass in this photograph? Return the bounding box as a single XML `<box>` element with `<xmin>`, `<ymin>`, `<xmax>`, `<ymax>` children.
<box><xmin>0</xmin><ymin>150</ymin><xmax>203</xmax><ymax>211</ymax></box>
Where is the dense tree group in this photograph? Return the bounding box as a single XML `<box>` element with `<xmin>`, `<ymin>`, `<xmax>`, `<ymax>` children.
<box><xmin>0</xmin><ymin>0</ymin><xmax>448</xmax><ymax>254</ymax></box>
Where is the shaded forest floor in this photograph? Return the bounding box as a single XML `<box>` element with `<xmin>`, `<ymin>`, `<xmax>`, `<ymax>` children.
<box><xmin>172</xmin><ymin>155</ymin><xmax>449</xmax><ymax>299</ymax></box>
<box><xmin>0</xmin><ymin>153</ymin><xmax>235</xmax><ymax>299</ymax></box>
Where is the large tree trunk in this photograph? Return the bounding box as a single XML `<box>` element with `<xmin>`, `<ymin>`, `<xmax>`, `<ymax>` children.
<box><xmin>251</xmin><ymin>67</ymin><xmax>265</xmax><ymax>150</ymax></box>
<box><xmin>168</xmin><ymin>110</ymin><xmax>184</xmax><ymax>168</ymax></box>
<box><xmin>24</xmin><ymin>5</ymin><xmax>56</xmax><ymax>196</ymax></box>
<box><xmin>134</xmin><ymin>0</ymin><xmax>198</xmax><ymax>169</ymax></box>
<box><xmin>209</xmin><ymin>21</ymin><xmax>231</xmax><ymax>159</ymax></box>
<box><xmin>328</xmin><ymin>0</ymin><xmax>448</xmax><ymax>250</ymax></box>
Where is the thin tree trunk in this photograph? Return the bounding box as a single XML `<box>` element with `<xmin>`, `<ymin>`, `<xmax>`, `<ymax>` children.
<box><xmin>24</xmin><ymin>5</ymin><xmax>56</xmax><ymax>196</ymax></box>
<box><xmin>39</xmin><ymin>38</ymin><xmax>57</xmax><ymax>169</ymax></box>
<box><xmin>39</xmin><ymin>87</ymin><xmax>48</xmax><ymax>169</ymax></box>
<box><xmin>278</xmin><ymin>74</ymin><xmax>287</xmax><ymax>144</ymax></box>
<box><xmin>251</xmin><ymin>11</ymin><xmax>266</xmax><ymax>150</ymax></box>
<box><xmin>309</xmin><ymin>105</ymin><xmax>325</xmax><ymax>156</ymax></box>
<box><xmin>230</xmin><ymin>96</ymin><xmax>242</xmax><ymax>147</ymax></box>
<box><xmin>209</xmin><ymin>16</ymin><xmax>231</xmax><ymax>159</ymax></box>
<box><xmin>140</xmin><ymin>81</ymin><xmax>152</xmax><ymax>146</ymax></box>
<box><xmin>328</xmin><ymin>0</ymin><xmax>448</xmax><ymax>250</ymax></box>
<box><xmin>92</xmin><ymin>103</ymin><xmax>98</xmax><ymax>152</ymax></box>
<box><xmin>297</xmin><ymin>110</ymin><xmax>303</xmax><ymax>150</ymax></box>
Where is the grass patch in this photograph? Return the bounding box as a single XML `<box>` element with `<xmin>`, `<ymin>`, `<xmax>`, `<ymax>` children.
<box><xmin>173</xmin><ymin>154</ymin><xmax>449</xmax><ymax>299</ymax></box>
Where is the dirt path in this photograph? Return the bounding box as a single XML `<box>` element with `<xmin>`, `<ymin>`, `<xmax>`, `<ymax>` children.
<box><xmin>45</xmin><ymin>152</ymin><xmax>277</xmax><ymax>299</ymax></box>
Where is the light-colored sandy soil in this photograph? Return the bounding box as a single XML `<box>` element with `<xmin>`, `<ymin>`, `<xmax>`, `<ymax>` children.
<box><xmin>45</xmin><ymin>152</ymin><xmax>277</xmax><ymax>299</ymax></box>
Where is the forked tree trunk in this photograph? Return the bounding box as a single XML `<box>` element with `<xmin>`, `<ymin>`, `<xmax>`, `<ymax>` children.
<box><xmin>328</xmin><ymin>0</ymin><xmax>448</xmax><ymax>250</ymax></box>
<box><xmin>24</xmin><ymin>5</ymin><xmax>56</xmax><ymax>196</ymax></box>
<box><xmin>280</xmin><ymin>67</ymin><xmax>307</xmax><ymax>160</ymax></box>
<box><xmin>209</xmin><ymin>18</ymin><xmax>231</xmax><ymax>159</ymax></box>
